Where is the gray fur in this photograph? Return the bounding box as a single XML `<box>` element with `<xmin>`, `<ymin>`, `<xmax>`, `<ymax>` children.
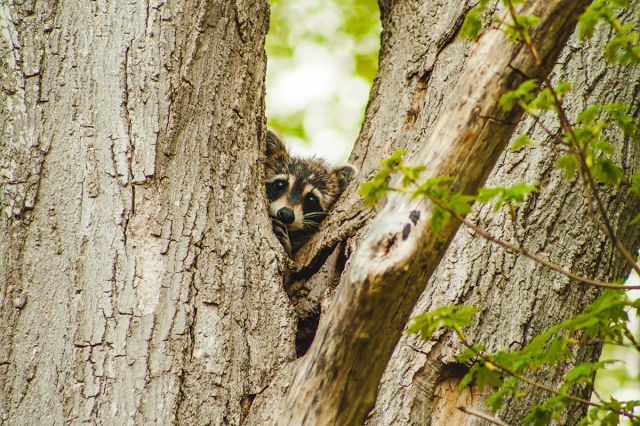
<box><xmin>264</xmin><ymin>131</ymin><xmax>357</xmax><ymax>255</ymax></box>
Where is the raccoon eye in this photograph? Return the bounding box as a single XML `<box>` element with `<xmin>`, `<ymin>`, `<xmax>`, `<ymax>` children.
<box><xmin>303</xmin><ymin>193</ymin><xmax>321</xmax><ymax>212</ymax></box>
<box><xmin>266</xmin><ymin>179</ymin><xmax>288</xmax><ymax>200</ymax></box>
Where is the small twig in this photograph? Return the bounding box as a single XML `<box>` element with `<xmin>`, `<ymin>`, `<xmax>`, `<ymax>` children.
<box><xmin>504</xmin><ymin>2</ymin><xmax>640</xmax><ymax>278</ymax></box>
<box><xmin>592</xmin><ymin>387</ymin><xmax>606</xmax><ymax>404</ymax></box>
<box><xmin>458</xmin><ymin>333</ymin><xmax>640</xmax><ymax>421</ymax></box>
<box><xmin>524</xmin><ymin>110</ymin><xmax>571</xmax><ymax>148</ymax></box>
<box><xmin>389</xmin><ymin>183</ymin><xmax>640</xmax><ymax>290</ymax></box>
<box><xmin>581</xmin><ymin>158</ymin><xmax>640</xmax><ymax>276</ymax></box>
<box><xmin>623</xmin><ymin>327</ymin><xmax>640</xmax><ymax>349</ymax></box>
<box><xmin>580</xmin><ymin>337</ymin><xmax>640</xmax><ymax>351</ymax></box>
<box><xmin>458</xmin><ymin>406</ymin><xmax>511</xmax><ymax>426</ymax></box>
<box><xmin>451</xmin><ymin>326</ymin><xmax>640</xmax><ymax>421</ymax></box>
<box><xmin>607</xmin><ymin>15</ymin><xmax>640</xmax><ymax>62</ymax></box>
<box><xmin>450</xmin><ymin>203</ymin><xmax>640</xmax><ymax>290</ymax></box>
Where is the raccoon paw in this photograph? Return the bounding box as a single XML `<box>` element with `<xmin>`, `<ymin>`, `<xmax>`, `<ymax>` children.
<box><xmin>272</xmin><ymin>219</ymin><xmax>292</xmax><ymax>256</ymax></box>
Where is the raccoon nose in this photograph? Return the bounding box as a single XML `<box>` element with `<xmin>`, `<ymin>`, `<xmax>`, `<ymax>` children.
<box><xmin>277</xmin><ymin>207</ymin><xmax>295</xmax><ymax>225</ymax></box>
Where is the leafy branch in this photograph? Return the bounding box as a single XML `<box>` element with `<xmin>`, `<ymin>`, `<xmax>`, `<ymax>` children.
<box><xmin>406</xmin><ymin>291</ymin><xmax>640</xmax><ymax>424</ymax></box>
<box><xmin>359</xmin><ymin>151</ymin><xmax>640</xmax><ymax>290</ymax></box>
<box><xmin>580</xmin><ymin>0</ymin><xmax>640</xmax><ymax>64</ymax></box>
<box><xmin>360</xmin><ymin>0</ymin><xmax>640</xmax><ymax>424</ymax></box>
<box><xmin>498</xmin><ymin>0</ymin><xmax>640</xmax><ymax>278</ymax></box>
<box><xmin>463</xmin><ymin>2</ymin><xmax>640</xmax><ymax>272</ymax></box>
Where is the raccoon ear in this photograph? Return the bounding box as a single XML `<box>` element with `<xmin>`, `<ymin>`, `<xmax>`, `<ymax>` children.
<box><xmin>333</xmin><ymin>164</ymin><xmax>358</xmax><ymax>192</ymax></box>
<box><xmin>266</xmin><ymin>129</ymin><xmax>289</xmax><ymax>159</ymax></box>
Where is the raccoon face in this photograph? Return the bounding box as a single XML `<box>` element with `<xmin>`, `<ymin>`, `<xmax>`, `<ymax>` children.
<box><xmin>265</xmin><ymin>130</ymin><xmax>356</xmax><ymax>252</ymax></box>
<box><xmin>265</xmin><ymin>162</ymin><xmax>335</xmax><ymax>232</ymax></box>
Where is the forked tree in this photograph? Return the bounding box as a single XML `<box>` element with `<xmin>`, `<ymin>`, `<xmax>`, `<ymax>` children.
<box><xmin>0</xmin><ymin>0</ymin><xmax>638</xmax><ymax>425</ymax></box>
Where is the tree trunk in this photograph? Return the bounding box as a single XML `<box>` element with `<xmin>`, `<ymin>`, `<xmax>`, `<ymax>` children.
<box><xmin>0</xmin><ymin>1</ymin><xmax>295</xmax><ymax>424</ymax></box>
<box><xmin>280</xmin><ymin>0</ymin><xmax>596</xmax><ymax>424</ymax></box>
<box><xmin>2</xmin><ymin>0</ymin><xmax>639</xmax><ymax>425</ymax></box>
<box><xmin>366</xmin><ymin>5</ymin><xmax>640</xmax><ymax>425</ymax></box>
<box><xmin>250</xmin><ymin>0</ymin><xmax>640</xmax><ymax>425</ymax></box>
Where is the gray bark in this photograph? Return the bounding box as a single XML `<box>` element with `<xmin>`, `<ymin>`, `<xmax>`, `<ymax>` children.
<box><xmin>367</xmin><ymin>5</ymin><xmax>640</xmax><ymax>424</ymax></box>
<box><xmin>2</xmin><ymin>0</ymin><xmax>639</xmax><ymax>425</ymax></box>
<box><xmin>250</xmin><ymin>1</ymin><xmax>640</xmax><ymax>425</ymax></box>
<box><xmin>280</xmin><ymin>1</ymin><xmax>594</xmax><ymax>424</ymax></box>
<box><xmin>0</xmin><ymin>1</ymin><xmax>295</xmax><ymax>424</ymax></box>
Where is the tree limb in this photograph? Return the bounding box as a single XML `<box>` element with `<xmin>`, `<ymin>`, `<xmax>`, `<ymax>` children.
<box><xmin>282</xmin><ymin>1</ymin><xmax>591</xmax><ymax>424</ymax></box>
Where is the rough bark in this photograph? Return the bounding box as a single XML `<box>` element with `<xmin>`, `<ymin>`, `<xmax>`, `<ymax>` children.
<box><xmin>0</xmin><ymin>1</ymin><xmax>295</xmax><ymax>424</ymax></box>
<box><xmin>280</xmin><ymin>1</ymin><xmax>593</xmax><ymax>424</ymax></box>
<box><xmin>248</xmin><ymin>1</ymin><xmax>640</xmax><ymax>425</ymax></box>
<box><xmin>2</xmin><ymin>0</ymin><xmax>639</xmax><ymax>425</ymax></box>
<box><xmin>367</xmin><ymin>5</ymin><xmax>640</xmax><ymax>425</ymax></box>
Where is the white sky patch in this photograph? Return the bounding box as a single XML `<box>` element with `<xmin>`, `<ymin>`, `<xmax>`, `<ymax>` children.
<box><xmin>267</xmin><ymin>44</ymin><xmax>341</xmax><ymax>116</ymax></box>
<box><xmin>287</xmin><ymin>128</ymin><xmax>352</xmax><ymax>164</ymax></box>
<box><xmin>266</xmin><ymin>48</ymin><xmax>369</xmax><ymax>163</ymax></box>
<box><xmin>265</xmin><ymin>0</ymin><xmax>379</xmax><ymax>164</ymax></box>
<box><xmin>628</xmin><ymin>270</ymin><xmax>640</xmax><ymax>300</ymax></box>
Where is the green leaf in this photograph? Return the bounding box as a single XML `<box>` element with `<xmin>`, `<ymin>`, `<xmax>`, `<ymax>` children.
<box><xmin>399</xmin><ymin>164</ymin><xmax>425</xmax><ymax>187</ymax></box>
<box><xmin>590</xmin><ymin>138</ymin><xmax>615</xmax><ymax>154</ymax></box>
<box><xmin>608</xmin><ymin>107</ymin><xmax>640</xmax><ymax>136</ymax></box>
<box><xmin>407</xmin><ymin>305</ymin><xmax>479</xmax><ymax>339</ymax></box>
<box><xmin>600</xmin><ymin>410</ymin><xmax>621</xmax><ymax>426</ymax></box>
<box><xmin>629</xmin><ymin>212</ymin><xmax>640</xmax><ymax>226</ymax></box>
<box><xmin>558</xmin><ymin>290</ymin><xmax>628</xmax><ymax>341</ymax></box>
<box><xmin>511</xmin><ymin>134</ymin><xmax>533</xmax><ymax>152</ymax></box>
<box><xmin>413</xmin><ymin>176</ymin><xmax>455</xmax><ymax>200</ymax></box>
<box><xmin>485</xmin><ymin>379</ymin><xmax>517</xmax><ymax>412</ymax></box>
<box><xmin>448</xmin><ymin>193</ymin><xmax>476</xmax><ymax>216</ymax></box>
<box><xmin>528</xmin><ymin>88</ymin><xmax>554</xmax><ymax>112</ymax></box>
<box><xmin>555</xmin><ymin>81</ymin><xmax>572</xmax><ymax>97</ymax></box>
<box><xmin>461</xmin><ymin>0</ymin><xmax>493</xmax><ymax>40</ymax></box>
<box><xmin>457</xmin><ymin>344</ymin><xmax>485</xmax><ymax>363</ymax></box>
<box><xmin>500</xmin><ymin>182</ymin><xmax>538</xmax><ymax>204</ymax></box>
<box><xmin>610</xmin><ymin>0</ymin><xmax>631</xmax><ymax>7</ymax></box>
<box><xmin>500</xmin><ymin>79</ymin><xmax>539</xmax><ymax>112</ymax></box>
<box><xmin>458</xmin><ymin>357</ymin><xmax>504</xmax><ymax>392</ymax></box>
<box><xmin>557</xmin><ymin>154</ymin><xmax>578</xmax><ymax>179</ymax></box>
<box><xmin>430</xmin><ymin>206</ymin><xmax>451</xmax><ymax>234</ymax></box>
<box><xmin>630</xmin><ymin>172</ymin><xmax>640</xmax><ymax>196</ymax></box>
<box><xmin>477</xmin><ymin>182</ymin><xmax>538</xmax><ymax>211</ymax></box>
<box><xmin>459</xmin><ymin>367</ymin><xmax>476</xmax><ymax>390</ymax></box>
<box><xmin>563</xmin><ymin>361</ymin><xmax>609</xmax><ymax>390</ymax></box>
<box><xmin>380</xmin><ymin>149</ymin><xmax>406</xmax><ymax>170</ymax></box>
<box><xmin>577</xmin><ymin>105</ymin><xmax>601</xmax><ymax>126</ymax></box>
<box><xmin>476</xmin><ymin>187</ymin><xmax>503</xmax><ymax>204</ymax></box>
<box><xmin>590</xmin><ymin>157</ymin><xmax>625</xmax><ymax>185</ymax></box>
<box><xmin>577</xmin><ymin>104</ymin><xmax>639</xmax><ymax>139</ymax></box>
<box><xmin>474</xmin><ymin>361</ymin><xmax>504</xmax><ymax>391</ymax></box>
<box><xmin>578</xmin><ymin>2</ymin><xmax>604</xmax><ymax>39</ymax></box>
<box><xmin>461</xmin><ymin>7</ymin><xmax>484</xmax><ymax>40</ymax></box>
<box><xmin>503</xmin><ymin>14</ymin><xmax>541</xmax><ymax>43</ymax></box>
<box><xmin>359</xmin><ymin>149</ymin><xmax>409</xmax><ymax>205</ymax></box>
<box><xmin>524</xmin><ymin>395</ymin><xmax>571</xmax><ymax>426</ymax></box>
<box><xmin>538</xmin><ymin>337</ymin><xmax>571</xmax><ymax>365</ymax></box>
<box><xmin>516</xmin><ymin>14</ymin><xmax>541</xmax><ymax>32</ymax></box>
<box><xmin>359</xmin><ymin>179</ymin><xmax>390</xmax><ymax>206</ymax></box>
<box><xmin>499</xmin><ymin>91</ymin><xmax>521</xmax><ymax>112</ymax></box>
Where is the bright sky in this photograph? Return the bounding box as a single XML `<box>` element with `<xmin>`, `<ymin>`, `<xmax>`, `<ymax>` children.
<box><xmin>265</xmin><ymin>0</ymin><xmax>378</xmax><ymax>165</ymax></box>
<box><xmin>266</xmin><ymin>42</ymin><xmax>370</xmax><ymax>164</ymax></box>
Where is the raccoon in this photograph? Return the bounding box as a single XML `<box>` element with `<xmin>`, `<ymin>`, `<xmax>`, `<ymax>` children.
<box><xmin>265</xmin><ymin>130</ymin><xmax>356</xmax><ymax>256</ymax></box>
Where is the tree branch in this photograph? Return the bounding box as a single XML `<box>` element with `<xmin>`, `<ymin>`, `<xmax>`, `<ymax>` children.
<box><xmin>458</xmin><ymin>406</ymin><xmax>511</xmax><ymax>426</ymax></box>
<box><xmin>281</xmin><ymin>1</ymin><xmax>592</xmax><ymax>423</ymax></box>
